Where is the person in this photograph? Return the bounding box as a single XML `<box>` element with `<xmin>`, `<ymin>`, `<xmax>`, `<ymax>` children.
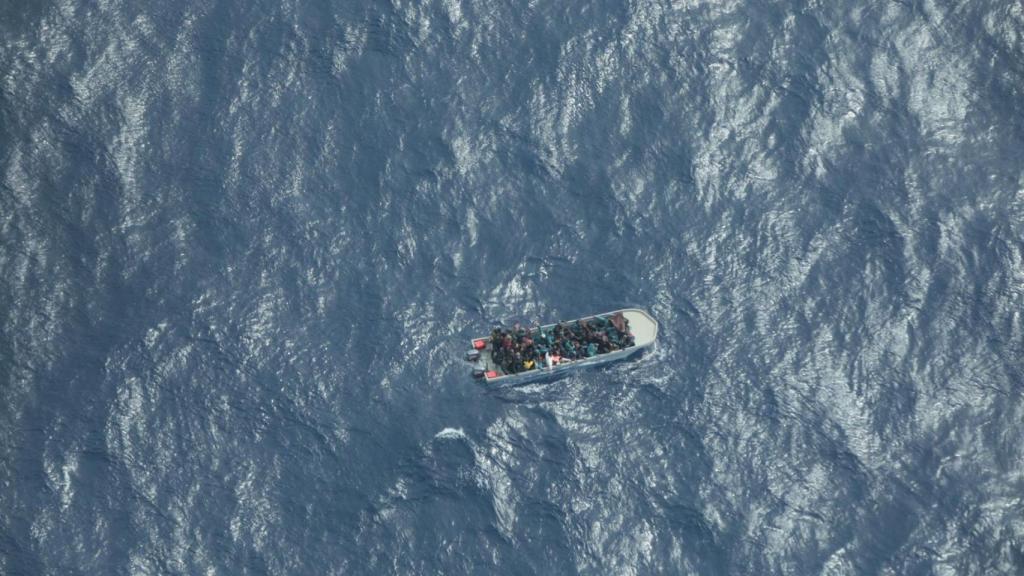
<box><xmin>580</xmin><ymin>319</ymin><xmax>592</xmax><ymax>340</ymax></box>
<box><xmin>610</xmin><ymin>312</ymin><xmax>627</xmax><ymax>334</ymax></box>
<box><xmin>513</xmin><ymin>323</ymin><xmax>527</xmax><ymax>342</ymax></box>
<box><xmin>563</xmin><ymin>340</ymin><xmax>577</xmax><ymax>359</ymax></box>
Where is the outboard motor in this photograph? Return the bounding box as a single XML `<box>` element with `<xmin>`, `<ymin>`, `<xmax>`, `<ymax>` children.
<box><xmin>465</xmin><ymin>350</ymin><xmax>481</xmax><ymax>362</ymax></box>
<box><xmin>472</xmin><ymin>368</ymin><xmax>486</xmax><ymax>379</ymax></box>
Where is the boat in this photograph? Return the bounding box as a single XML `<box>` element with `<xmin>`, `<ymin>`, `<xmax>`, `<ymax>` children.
<box><xmin>465</xmin><ymin>308</ymin><xmax>658</xmax><ymax>384</ymax></box>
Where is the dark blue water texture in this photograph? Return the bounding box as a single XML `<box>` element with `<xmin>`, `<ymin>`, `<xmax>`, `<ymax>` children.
<box><xmin>2</xmin><ymin>0</ymin><xmax>1023</xmax><ymax>573</ymax></box>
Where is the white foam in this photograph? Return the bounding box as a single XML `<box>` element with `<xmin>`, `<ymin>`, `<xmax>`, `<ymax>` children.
<box><xmin>434</xmin><ymin>427</ymin><xmax>466</xmax><ymax>440</ymax></box>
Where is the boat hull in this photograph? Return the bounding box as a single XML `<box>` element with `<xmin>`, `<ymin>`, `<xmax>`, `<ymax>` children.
<box><xmin>469</xmin><ymin>308</ymin><xmax>658</xmax><ymax>384</ymax></box>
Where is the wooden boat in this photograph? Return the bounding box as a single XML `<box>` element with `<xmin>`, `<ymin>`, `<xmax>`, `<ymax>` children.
<box><xmin>465</xmin><ymin>308</ymin><xmax>657</xmax><ymax>384</ymax></box>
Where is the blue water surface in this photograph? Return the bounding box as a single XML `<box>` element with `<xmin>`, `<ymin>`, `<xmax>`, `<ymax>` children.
<box><xmin>2</xmin><ymin>0</ymin><xmax>1023</xmax><ymax>574</ymax></box>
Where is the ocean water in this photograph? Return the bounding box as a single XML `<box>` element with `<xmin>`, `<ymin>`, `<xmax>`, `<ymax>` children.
<box><xmin>2</xmin><ymin>0</ymin><xmax>1023</xmax><ymax>574</ymax></box>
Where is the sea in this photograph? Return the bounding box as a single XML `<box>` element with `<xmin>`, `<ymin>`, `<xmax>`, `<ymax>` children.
<box><xmin>2</xmin><ymin>0</ymin><xmax>1022</xmax><ymax>574</ymax></box>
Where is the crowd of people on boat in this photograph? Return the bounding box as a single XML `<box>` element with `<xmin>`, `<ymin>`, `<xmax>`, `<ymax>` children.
<box><xmin>490</xmin><ymin>313</ymin><xmax>635</xmax><ymax>374</ymax></box>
